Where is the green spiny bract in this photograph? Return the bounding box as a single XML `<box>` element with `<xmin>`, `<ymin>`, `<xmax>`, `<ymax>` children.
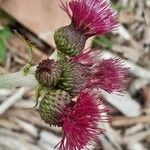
<box><xmin>58</xmin><ymin>60</ymin><xmax>89</xmax><ymax>96</ymax></box>
<box><xmin>39</xmin><ymin>89</ymin><xmax>71</xmax><ymax>126</ymax></box>
<box><xmin>54</xmin><ymin>24</ymin><xmax>87</xmax><ymax>56</ymax></box>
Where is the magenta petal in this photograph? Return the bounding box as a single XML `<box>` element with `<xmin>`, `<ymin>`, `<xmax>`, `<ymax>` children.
<box><xmin>88</xmin><ymin>58</ymin><xmax>129</xmax><ymax>93</ymax></box>
<box><xmin>70</xmin><ymin>49</ymin><xmax>129</xmax><ymax>94</ymax></box>
<box><xmin>71</xmin><ymin>48</ymin><xmax>101</xmax><ymax>66</ymax></box>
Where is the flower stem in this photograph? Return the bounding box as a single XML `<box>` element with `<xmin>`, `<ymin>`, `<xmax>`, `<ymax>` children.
<box><xmin>0</xmin><ymin>67</ymin><xmax>37</xmax><ymax>89</ymax></box>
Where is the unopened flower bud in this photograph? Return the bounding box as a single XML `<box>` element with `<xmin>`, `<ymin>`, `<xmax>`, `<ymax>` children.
<box><xmin>35</xmin><ymin>58</ymin><xmax>61</xmax><ymax>87</ymax></box>
<box><xmin>54</xmin><ymin>24</ymin><xmax>87</xmax><ymax>56</ymax></box>
<box><xmin>58</xmin><ymin>60</ymin><xmax>89</xmax><ymax>96</ymax></box>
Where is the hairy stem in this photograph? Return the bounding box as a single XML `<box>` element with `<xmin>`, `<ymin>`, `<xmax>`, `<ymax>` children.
<box><xmin>0</xmin><ymin>50</ymin><xmax>59</xmax><ymax>89</ymax></box>
<box><xmin>0</xmin><ymin>68</ymin><xmax>37</xmax><ymax>89</ymax></box>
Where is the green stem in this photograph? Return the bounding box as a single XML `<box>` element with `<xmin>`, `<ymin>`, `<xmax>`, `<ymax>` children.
<box><xmin>23</xmin><ymin>40</ymin><xmax>34</xmax><ymax>75</ymax></box>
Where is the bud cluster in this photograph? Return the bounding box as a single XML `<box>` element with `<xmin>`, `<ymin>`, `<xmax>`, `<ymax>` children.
<box><xmin>34</xmin><ymin>0</ymin><xmax>129</xmax><ymax>150</ymax></box>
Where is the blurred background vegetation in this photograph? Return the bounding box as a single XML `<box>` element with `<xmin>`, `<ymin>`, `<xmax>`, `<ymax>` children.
<box><xmin>0</xmin><ymin>0</ymin><xmax>150</xmax><ymax>150</ymax></box>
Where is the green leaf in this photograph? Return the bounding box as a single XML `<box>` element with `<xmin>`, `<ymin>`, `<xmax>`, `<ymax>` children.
<box><xmin>110</xmin><ymin>1</ymin><xmax>127</xmax><ymax>12</ymax></box>
<box><xmin>0</xmin><ymin>27</ymin><xmax>12</xmax><ymax>62</ymax></box>
<box><xmin>0</xmin><ymin>26</ymin><xmax>12</xmax><ymax>40</ymax></box>
<box><xmin>0</xmin><ymin>11</ymin><xmax>13</xmax><ymax>62</ymax></box>
<box><xmin>92</xmin><ymin>36</ymin><xmax>113</xmax><ymax>49</ymax></box>
<box><xmin>0</xmin><ymin>39</ymin><xmax>6</xmax><ymax>62</ymax></box>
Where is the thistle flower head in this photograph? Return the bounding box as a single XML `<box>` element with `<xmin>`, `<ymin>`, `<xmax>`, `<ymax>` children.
<box><xmin>57</xmin><ymin>91</ymin><xmax>109</xmax><ymax>150</ymax></box>
<box><xmin>71</xmin><ymin>49</ymin><xmax>129</xmax><ymax>93</ymax></box>
<box><xmin>54</xmin><ymin>0</ymin><xmax>118</xmax><ymax>56</ymax></box>
<box><xmin>58</xmin><ymin>59</ymin><xmax>89</xmax><ymax>96</ymax></box>
<box><xmin>61</xmin><ymin>0</ymin><xmax>118</xmax><ymax>37</ymax></box>
<box><xmin>39</xmin><ymin>89</ymin><xmax>110</xmax><ymax>149</ymax></box>
<box><xmin>35</xmin><ymin>58</ymin><xmax>62</xmax><ymax>87</ymax></box>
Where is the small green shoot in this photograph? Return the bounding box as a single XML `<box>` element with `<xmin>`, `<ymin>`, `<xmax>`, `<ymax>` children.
<box><xmin>14</xmin><ymin>31</ymin><xmax>34</xmax><ymax>75</ymax></box>
<box><xmin>23</xmin><ymin>40</ymin><xmax>34</xmax><ymax>75</ymax></box>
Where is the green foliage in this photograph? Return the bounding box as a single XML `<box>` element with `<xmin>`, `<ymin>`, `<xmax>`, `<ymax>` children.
<box><xmin>92</xmin><ymin>36</ymin><xmax>113</xmax><ymax>49</ymax></box>
<box><xmin>0</xmin><ymin>10</ymin><xmax>13</xmax><ymax>62</ymax></box>
<box><xmin>0</xmin><ymin>26</ymin><xmax>12</xmax><ymax>39</ymax></box>
<box><xmin>110</xmin><ymin>1</ymin><xmax>127</xmax><ymax>12</ymax></box>
<box><xmin>0</xmin><ymin>27</ymin><xmax>12</xmax><ymax>62</ymax></box>
<box><xmin>0</xmin><ymin>38</ymin><xmax>6</xmax><ymax>62</ymax></box>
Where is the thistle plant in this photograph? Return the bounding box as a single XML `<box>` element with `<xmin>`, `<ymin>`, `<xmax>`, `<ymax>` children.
<box><xmin>0</xmin><ymin>0</ymin><xmax>129</xmax><ymax>150</ymax></box>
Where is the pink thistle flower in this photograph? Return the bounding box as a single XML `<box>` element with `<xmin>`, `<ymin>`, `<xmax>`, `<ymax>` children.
<box><xmin>57</xmin><ymin>91</ymin><xmax>110</xmax><ymax>150</ymax></box>
<box><xmin>61</xmin><ymin>0</ymin><xmax>118</xmax><ymax>37</ymax></box>
<box><xmin>71</xmin><ymin>49</ymin><xmax>129</xmax><ymax>93</ymax></box>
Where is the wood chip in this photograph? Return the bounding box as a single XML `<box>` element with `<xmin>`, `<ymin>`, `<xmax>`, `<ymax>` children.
<box><xmin>127</xmin><ymin>142</ymin><xmax>148</xmax><ymax>150</ymax></box>
<box><xmin>39</xmin><ymin>130</ymin><xmax>60</xmax><ymax>147</ymax></box>
<box><xmin>112</xmin><ymin>115</ymin><xmax>150</xmax><ymax>127</ymax></box>
<box><xmin>0</xmin><ymin>87</ymin><xmax>26</xmax><ymax>115</ymax></box>
<box><xmin>103</xmin><ymin>92</ymin><xmax>141</xmax><ymax>117</ymax></box>
<box><xmin>125</xmin><ymin>124</ymin><xmax>145</xmax><ymax>136</ymax></box>
<box><xmin>14</xmin><ymin>118</ymin><xmax>38</xmax><ymax>138</ymax></box>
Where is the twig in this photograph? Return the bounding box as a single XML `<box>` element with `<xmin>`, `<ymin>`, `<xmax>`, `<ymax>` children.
<box><xmin>0</xmin><ymin>119</ymin><xmax>21</xmax><ymax>130</ymax></box>
<box><xmin>0</xmin><ymin>128</ymin><xmax>40</xmax><ymax>150</ymax></box>
<box><xmin>14</xmin><ymin>118</ymin><xmax>38</xmax><ymax>138</ymax></box>
<box><xmin>127</xmin><ymin>142</ymin><xmax>148</xmax><ymax>150</ymax></box>
<box><xmin>122</xmin><ymin>131</ymin><xmax>150</xmax><ymax>144</ymax></box>
<box><xmin>0</xmin><ymin>89</ymin><xmax>12</xmax><ymax>97</ymax></box>
<box><xmin>112</xmin><ymin>115</ymin><xmax>150</xmax><ymax>127</ymax></box>
<box><xmin>100</xmin><ymin>136</ymin><xmax>116</xmax><ymax>150</ymax></box>
<box><xmin>102</xmin><ymin>91</ymin><xmax>141</xmax><ymax>117</ymax></box>
<box><xmin>125</xmin><ymin>124</ymin><xmax>145</xmax><ymax>136</ymax></box>
<box><xmin>39</xmin><ymin>130</ymin><xmax>60</xmax><ymax>147</ymax></box>
<box><xmin>101</xmin><ymin>124</ymin><xmax>123</xmax><ymax>150</ymax></box>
